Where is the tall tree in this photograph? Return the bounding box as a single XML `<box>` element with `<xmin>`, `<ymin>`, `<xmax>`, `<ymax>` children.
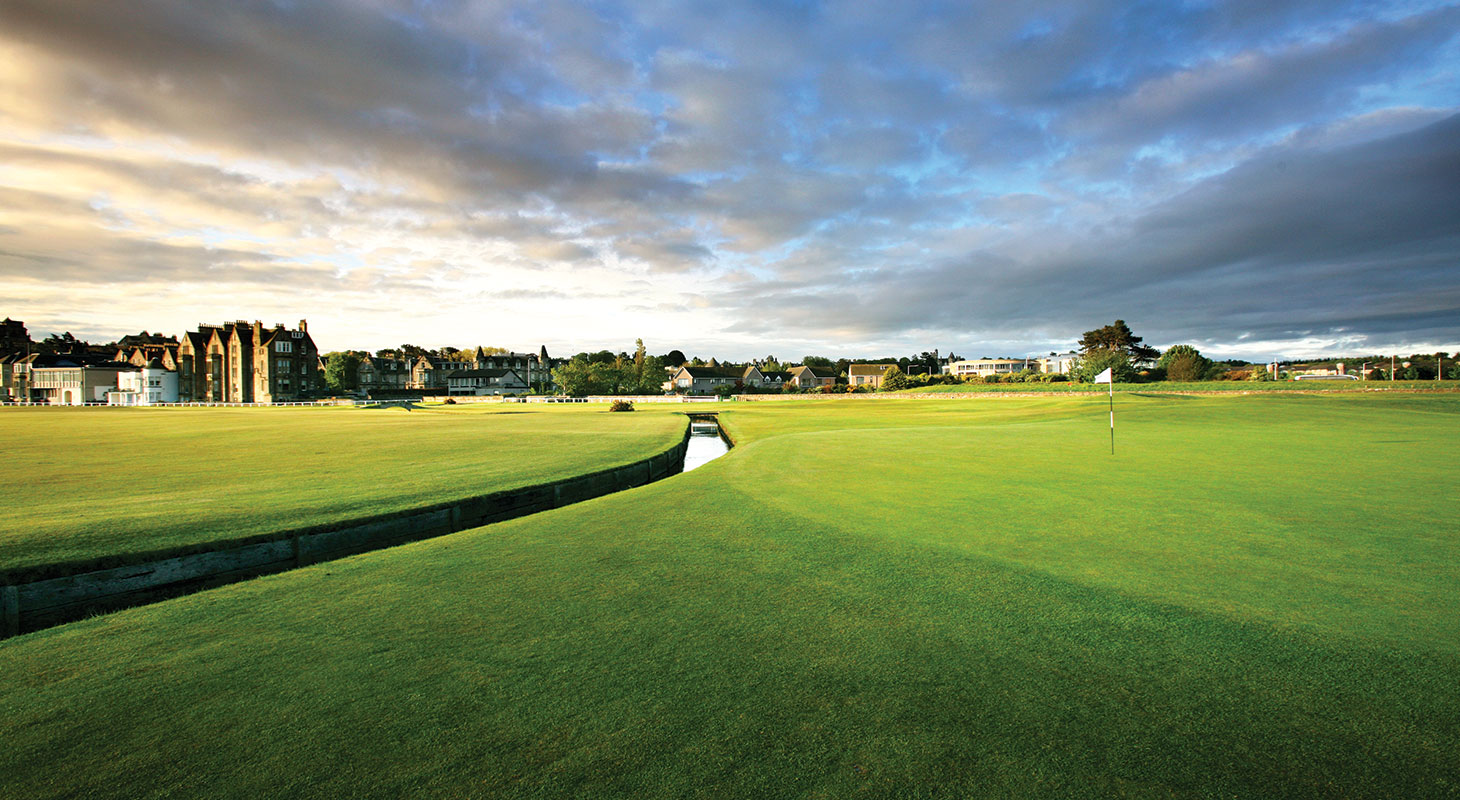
<box><xmin>323</xmin><ymin>351</ymin><xmax>362</xmax><ymax>392</ymax></box>
<box><xmin>633</xmin><ymin>338</ymin><xmax>647</xmax><ymax>383</ymax></box>
<box><xmin>1077</xmin><ymin>320</ymin><xmax>1159</xmax><ymax>363</ymax></box>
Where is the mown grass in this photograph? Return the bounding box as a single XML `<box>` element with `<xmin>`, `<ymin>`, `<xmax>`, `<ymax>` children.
<box><xmin>0</xmin><ymin>404</ymin><xmax>686</xmax><ymax>580</ymax></box>
<box><xmin>882</xmin><ymin>379</ymin><xmax>1455</xmax><ymax>393</ymax></box>
<box><xmin>2</xmin><ymin>394</ymin><xmax>1457</xmax><ymax>798</ymax></box>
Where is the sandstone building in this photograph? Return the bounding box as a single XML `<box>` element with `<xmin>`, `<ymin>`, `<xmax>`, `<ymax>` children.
<box><xmin>176</xmin><ymin>320</ymin><xmax>320</xmax><ymax>402</ymax></box>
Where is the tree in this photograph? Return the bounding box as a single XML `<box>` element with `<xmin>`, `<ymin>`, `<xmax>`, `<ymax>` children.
<box><xmin>39</xmin><ymin>332</ymin><xmax>87</xmax><ymax>354</ymax></box>
<box><xmin>802</xmin><ymin>355</ymin><xmax>834</xmax><ymax>368</ymax></box>
<box><xmin>631</xmin><ymin>354</ymin><xmax>665</xmax><ymax>394</ymax></box>
<box><xmin>1077</xmin><ymin>320</ymin><xmax>1159</xmax><ymax>363</ymax></box>
<box><xmin>552</xmin><ymin>357</ymin><xmax>601</xmax><ymax>396</ymax></box>
<box><xmin>880</xmin><ymin>365</ymin><xmax>909</xmax><ymax>391</ymax></box>
<box><xmin>661</xmin><ymin>350</ymin><xmax>687</xmax><ymax>367</ymax></box>
<box><xmin>633</xmin><ymin>339</ymin><xmax>647</xmax><ymax>384</ymax></box>
<box><xmin>1157</xmin><ymin>345</ymin><xmax>1213</xmax><ymax>382</ymax></box>
<box><xmin>323</xmin><ymin>351</ymin><xmax>362</xmax><ymax>392</ymax></box>
<box><xmin>1070</xmin><ymin>350</ymin><xmax>1136</xmax><ymax>383</ymax></box>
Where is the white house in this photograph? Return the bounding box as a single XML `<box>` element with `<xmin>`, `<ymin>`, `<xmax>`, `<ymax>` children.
<box><xmin>948</xmin><ymin>358</ymin><xmax>1031</xmax><ymax>378</ymax></box>
<box><xmin>1037</xmin><ymin>352</ymin><xmax>1080</xmax><ymax>374</ymax></box>
<box><xmin>108</xmin><ymin>359</ymin><xmax>180</xmax><ymax>405</ymax></box>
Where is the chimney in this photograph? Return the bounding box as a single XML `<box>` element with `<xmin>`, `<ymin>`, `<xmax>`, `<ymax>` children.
<box><xmin>299</xmin><ymin>320</ymin><xmax>308</xmax><ymax>333</ymax></box>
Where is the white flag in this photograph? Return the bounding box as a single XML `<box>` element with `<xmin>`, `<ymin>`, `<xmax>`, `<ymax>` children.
<box><xmin>1093</xmin><ymin>367</ymin><xmax>1113</xmax><ymax>384</ymax></box>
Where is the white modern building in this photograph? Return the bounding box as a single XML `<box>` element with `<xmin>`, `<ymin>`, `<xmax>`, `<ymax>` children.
<box><xmin>1037</xmin><ymin>352</ymin><xmax>1080</xmax><ymax>374</ymax></box>
<box><xmin>948</xmin><ymin>358</ymin><xmax>1031</xmax><ymax>378</ymax></box>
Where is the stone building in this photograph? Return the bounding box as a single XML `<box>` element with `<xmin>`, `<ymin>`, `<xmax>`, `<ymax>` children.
<box><xmin>0</xmin><ymin>318</ymin><xmax>30</xmax><ymax>356</ymax></box>
<box><xmin>176</xmin><ymin>320</ymin><xmax>320</xmax><ymax>402</ymax></box>
<box><xmin>357</xmin><ymin>354</ymin><xmax>411</xmax><ymax>392</ymax></box>
<box><xmin>410</xmin><ymin>347</ymin><xmax>556</xmax><ymax>392</ymax></box>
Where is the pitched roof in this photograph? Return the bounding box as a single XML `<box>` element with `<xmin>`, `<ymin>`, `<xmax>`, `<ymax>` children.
<box><xmin>447</xmin><ymin>368</ymin><xmax>525</xmax><ymax>380</ymax></box>
<box><xmin>681</xmin><ymin>365</ymin><xmax>743</xmax><ymax>379</ymax></box>
<box><xmin>760</xmin><ymin>371</ymin><xmax>792</xmax><ymax>382</ymax></box>
<box><xmin>791</xmin><ymin>365</ymin><xmax>837</xmax><ymax>378</ymax></box>
<box><xmin>848</xmin><ymin>364</ymin><xmax>896</xmax><ymax>376</ymax></box>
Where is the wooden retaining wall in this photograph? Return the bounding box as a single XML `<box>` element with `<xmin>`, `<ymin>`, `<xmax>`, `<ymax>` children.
<box><xmin>1</xmin><ymin>430</ymin><xmax>690</xmax><ymax>639</ymax></box>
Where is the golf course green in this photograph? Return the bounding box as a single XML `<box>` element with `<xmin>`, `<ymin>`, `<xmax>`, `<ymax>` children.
<box><xmin>1</xmin><ymin>394</ymin><xmax>1456</xmax><ymax>798</ymax></box>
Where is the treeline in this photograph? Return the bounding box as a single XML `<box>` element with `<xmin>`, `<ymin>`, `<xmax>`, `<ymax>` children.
<box><xmin>550</xmin><ymin>339</ymin><xmax>667</xmax><ymax>396</ymax></box>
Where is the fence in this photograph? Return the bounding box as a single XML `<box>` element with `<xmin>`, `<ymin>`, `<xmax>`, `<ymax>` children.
<box><xmin>1</xmin><ymin>427</ymin><xmax>691</xmax><ymax>638</ymax></box>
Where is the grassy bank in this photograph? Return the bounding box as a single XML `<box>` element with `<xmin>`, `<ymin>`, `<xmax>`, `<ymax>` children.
<box><xmin>0</xmin><ymin>404</ymin><xmax>686</xmax><ymax>580</ymax></box>
<box><xmin>2</xmin><ymin>395</ymin><xmax>1457</xmax><ymax>798</ymax></box>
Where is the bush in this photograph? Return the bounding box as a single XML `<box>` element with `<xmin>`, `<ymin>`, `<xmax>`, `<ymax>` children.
<box><xmin>880</xmin><ymin>365</ymin><xmax>910</xmax><ymax>391</ymax></box>
<box><xmin>1164</xmin><ymin>354</ymin><xmax>1207</xmax><ymax>382</ymax></box>
<box><xmin>442</xmin><ymin>398</ymin><xmax>457</xmax><ymax>404</ymax></box>
<box><xmin>1157</xmin><ymin>345</ymin><xmax>1212</xmax><ymax>381</ymax></box>
<box><xmin>609</xmin><ymin>400</ymin><xmax>635</xmax><ymax>412</ymax></box>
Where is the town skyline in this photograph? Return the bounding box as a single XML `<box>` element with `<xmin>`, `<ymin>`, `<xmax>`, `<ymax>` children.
<box><xmin>2</xmin><ymin>2</ymin><xmax>1457</xmax><ymax>362</ymax></box>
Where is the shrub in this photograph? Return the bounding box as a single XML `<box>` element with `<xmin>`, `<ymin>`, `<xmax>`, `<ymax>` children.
<box><xmin>1157</xmin><ymin>345</ymin><xmax>1213</xmax><ymax>381</ymax></box>
<box><xmin>442</xmin><ymin>398</ymin><xmax>457</xmax><ymax>405</ymax></box>
<box><xmin>880</xmin><ymin>365</ymin><xmax>910</xmax><ymax>391</ymax></box>
<box><xmin>1164</xmin><ymin>354</ymin><xmax>1207</xmax><ymax>382</ymax></box>
<box><xmin>609</xmin><ymin>400</ymin><xmax>635</xmax><ymax>412</ymax></box>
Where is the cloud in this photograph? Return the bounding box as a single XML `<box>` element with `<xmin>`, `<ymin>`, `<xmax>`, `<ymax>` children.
<box><xmin>0</xmin><ymin>1</ymin><xmax>1456</xmax><ymax>358</ymax></box>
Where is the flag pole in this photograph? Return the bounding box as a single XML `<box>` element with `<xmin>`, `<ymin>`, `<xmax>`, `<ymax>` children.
<box><xmin>1108</xmin><ymin>375</ymin><xmax>1114</xmax><ymax>455</ymax></box>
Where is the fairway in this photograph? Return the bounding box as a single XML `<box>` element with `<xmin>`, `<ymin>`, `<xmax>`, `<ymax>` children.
<box><xmin>2</xmin><ymin>394</ymin><xmax>1457</xmax><ymax>798</ymax></box>
<box><xmin>0</xmin><ymin>405</ymin><xmax>687</xmax><ymax>580</ymax></box>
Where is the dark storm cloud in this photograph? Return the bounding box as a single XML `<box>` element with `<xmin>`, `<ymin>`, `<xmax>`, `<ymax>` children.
<box><xmin>714</xmin><ymin>114</ymin><xmax>1460</xmax><ymax>353</ymax></box>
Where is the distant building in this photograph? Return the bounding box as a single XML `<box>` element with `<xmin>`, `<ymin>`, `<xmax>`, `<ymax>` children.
<box><xmin>446</xmin><ymin>368</ymin><xmax>530</xmax><ymax>396</ymax></box>
<box><xmin>21</xmin><ymin>353</ymin><xmax>128</xmax><ymax>405</ymax></box>
<box><xmin>411</xmin><ymin>347</ymin><xmax>555</xmax><ymax>392</ymax></box>
<box><xmin>357</xmin><ymin>354</ymin><xmax>411</xmax><ymax>392</ymax></box>
<box><xmin>176</xmin><ymin>320</ymin><xmax>320</xmax><ymax>402</ymax></box>
<box><xmin>788</xmin><ymin>365</ymin><xmax>837</xmax><ymax>390</ymax></box>
<box><xmin>0</xmin><ymin>318</ymin><xmax>30</xmax><ymax>356</ymax></box>
<box><xmin>669</xmin><ymin>365</ymin><xmax>744</xmax><ymax>393</ymax></box>
<box><xmin>108</xmin><ymin>359</ymin><xmax>179</xmax><ymax>405</ymax></box>
<box><xmin>848</xmin><ymin>364</ymin><xmax>897</xmax><ymax>388</ymax></box>
<box><xmin>115</xmin><ymin>343</ymin><xmax>179</xmax><ymax>370</ymax></box>
<box><xmin>1037</xmin><ymin>353</ymin><xmax>1080</xmax><ymax>374</ymax></box>
<box><xmin>948</xmin><ymin>359</ymin><xmax>1030</xmax><ymax>378</ymax></box>
<box><xmin>754</xmin><ymin>369</ymin><xmax>791</xmax><ymax>390</ymax></box>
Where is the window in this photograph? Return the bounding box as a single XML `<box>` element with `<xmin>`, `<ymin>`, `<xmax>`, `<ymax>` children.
<box><xmin>275</xmin><ymin>341</ymin><xmax>292</xmax><ymax>353</ymax></box>
<box><xmin>291</xmin><ymin>331</ymin><xmax>303</xmax><ymax>339</ymax></box>
<box><xmin>277</xmin><ymin>359</ymin><xmax>291</xmax><ymax>373</ymax></box>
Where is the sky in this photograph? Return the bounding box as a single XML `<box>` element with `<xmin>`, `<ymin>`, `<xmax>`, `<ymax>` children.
<box><xmin>1</xmin><ymin>0</ymin><xmax>1457</xmax><ymax>361</ymax></box>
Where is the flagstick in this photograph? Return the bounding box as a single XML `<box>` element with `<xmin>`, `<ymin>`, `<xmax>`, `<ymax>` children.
<box><xmin>1108</xmin><ymin>377</ymin><xmax>1114</xmax><ymax>455</ymax></box>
